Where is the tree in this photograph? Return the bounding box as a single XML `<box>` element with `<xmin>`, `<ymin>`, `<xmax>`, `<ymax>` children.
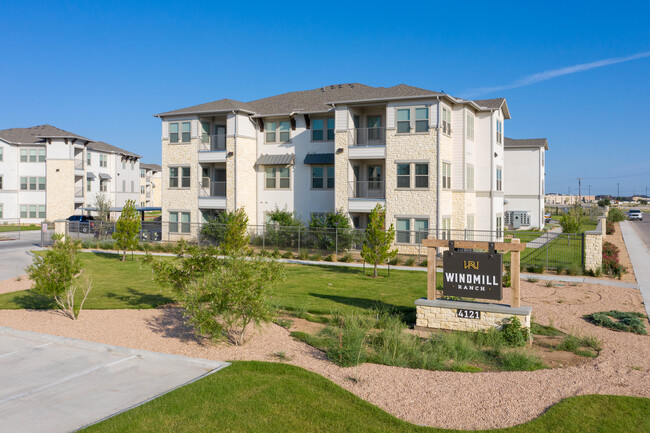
<box><xmin>94</xmin><ymin>193</ymin><xmax>112</xmax><ymax>222</ymax></box>
<box><xmin>265</xmin><ymin>207</ymin><xmax>303</xmax><ymax>248</ymax></box>
<box><xmin>308</xmin><ymin>210</ymin><xmax>358</xmax><ymax>252</ymax></box>
<box><xmin>360</xmin><ymin>204</ymin><xmax>397</xmax><ymax>277</ymax></box>
<box><xmin>113</xmin><ymin>199</ymin><xmax>141</xmax><ymax>260</ymax></box>
<box><xmin>559</xmin><ymin>205</ymin><xmax>583</xmax><ymax>233</ymax></box>
<box><xmin>200</xmin><ymin>208</ymin><xmax>250</xmax><ymax>255</ymax></box>
<box><xmin>597</xmin><ymin>198</ymin><xmax>611</xmax><ymax>207</ymax></box>
<box><xmin>26</xmin><ymin>234</ymin><xmax>91</xmax><ymax>320</ymax></box>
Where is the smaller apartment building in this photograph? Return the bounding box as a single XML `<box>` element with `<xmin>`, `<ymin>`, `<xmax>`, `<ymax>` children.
<box><xmin>140</xmin><ymin>163</ymin><xmax>162</xmax><ymax>208</ymax></box>
<box><xmin>156</xmin><ymin>84</ymin><xmax>521</xmax><ymax>247</ymax></box>
<box><xmin>503</xmin><ymin>138</ymin><xmax>548</xmax><ymax>229</ymax></box>
<box><xmin>0</xmin><ymin>125</ymin><xmax>142</xmax><ymax>222</ymax></box>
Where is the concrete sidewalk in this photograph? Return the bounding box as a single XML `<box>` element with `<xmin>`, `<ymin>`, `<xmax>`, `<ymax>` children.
<box><xmin>0</xmin><ymin>327</ymin><xmax>229</xmax><ymax>433</ymax></box>
<box><xmin>620</xmin><ymin>221</ymin><xmax>650</xmax><ymax>318</ymax></box>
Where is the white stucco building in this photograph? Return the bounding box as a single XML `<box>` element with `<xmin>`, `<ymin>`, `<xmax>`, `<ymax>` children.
<box><xmin>503</xmin><ymin>137</ymin><xmax>548</xmax><ymax>229</ymax></box>
<box><xmin>156</xmin><ymin>83</ymin><xmax>522</xmax><ymax>245</ymax></box>
<box><xmin>0</xmin><ymin>125</ymin><xmax>142</xmax><ymax>222</ymax></box>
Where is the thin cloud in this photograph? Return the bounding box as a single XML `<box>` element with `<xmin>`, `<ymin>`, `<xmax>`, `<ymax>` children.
<box><xmin>462</xmin><ymin>51</ymin><xmax>650</xmax><ymax>98</ymax></box>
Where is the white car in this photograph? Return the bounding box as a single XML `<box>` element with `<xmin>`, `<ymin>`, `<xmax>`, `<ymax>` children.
<box><xmin>628</xmin><ymin>209</ymin><xmax>643</xmax><ymax>221</ymax></box>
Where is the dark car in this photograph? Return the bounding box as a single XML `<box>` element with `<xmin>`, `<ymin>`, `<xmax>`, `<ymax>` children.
<box><xmin>67</xmin><ymin>215</ymin><xmax>95</xmax><ymax>233</ymax></box>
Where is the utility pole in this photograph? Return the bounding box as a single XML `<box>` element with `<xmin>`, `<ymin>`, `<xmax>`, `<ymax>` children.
<box><xmin>617</xmin><ymin>183</ymin><xmax>620</xmax><ymax>199</ymax></box>
<box><xmin>578</xmin><ymin>178</ymin><xmax>582</xmax><ymax>203</ymax></box>
<box><xmin>588</xmin><ymin>185</ymin><xmax>592</xmax><ymax>198</ymax></box>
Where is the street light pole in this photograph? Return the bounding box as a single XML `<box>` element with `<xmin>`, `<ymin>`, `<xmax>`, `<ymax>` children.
<box><xmin>617</xmin><ymin>183</ymin><xmax>620</xmax><ymax>199</ymax></box>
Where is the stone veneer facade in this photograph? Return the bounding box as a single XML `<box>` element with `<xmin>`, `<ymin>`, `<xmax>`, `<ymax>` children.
<box><xmin>415</xmin><ymin>299</ymin><xmax>532</xmax><ymax>332</ymax></box>
<box><xmin>46</xmin><ymin>160</ymin><xmax>75</xmax><ymax>221</ymax></box>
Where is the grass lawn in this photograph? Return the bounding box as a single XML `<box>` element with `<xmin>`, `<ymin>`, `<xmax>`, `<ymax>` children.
<box><xmin>82</xmin><ymin>361</ymin><xmax>650</xmax><ymax>433</ymax></box>
<box><xmin>0</xmin><ymin>224</ymin><xmax>41</xmax><ymax>232</ymax></box>
<box><xmin>0</xmin><ymin>252</ymin><xmax>439</xmax><ymax>315</ymax></box>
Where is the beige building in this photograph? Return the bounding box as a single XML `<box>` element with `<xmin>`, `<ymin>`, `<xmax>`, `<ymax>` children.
<box><xmin>140</xmin><ymin>163</ymin><xmax>162</xmax><ymax>208</ymax></box>
<box><xmin>156</xmin><ymin>84</ymin><xmax>517</xmax><ymax>245</ymax></box>
<box><xmin>546</xmin><ymin>194</ymin><xmax>595</xmax><ymax>205</ymax></box>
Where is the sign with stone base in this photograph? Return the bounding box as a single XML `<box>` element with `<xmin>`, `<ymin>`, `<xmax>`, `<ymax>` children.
<box><xmin>416</xmin><ymin>238</ymin><xmax>532</xmax><ymax>333</ymax></box>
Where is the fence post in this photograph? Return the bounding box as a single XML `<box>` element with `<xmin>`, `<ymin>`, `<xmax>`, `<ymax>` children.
<box><xmin>335</xmin><ymin>228</ymin><xmax>338</xmax><ymax>256</ymax></box>
<box><xmin>262</xmin><ymin>224</ymin><xmax>265</xmax><ymax>251</ymax></box>
<box><xmin>298</xmin><ymin>226</ymin><xmax>301</xmax><ymax>255</ymax></box>
<box><xmin>546</xmin><ymin>236</ymin><xmax>549</xmax><ymax>269</ymax></box>
<box><xmin>581</xmin><ymin>232</ymin><xmax>586</xmax><ymax>271</ymax></box>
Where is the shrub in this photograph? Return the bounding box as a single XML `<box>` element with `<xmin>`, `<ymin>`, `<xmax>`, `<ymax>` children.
<box><xmin>388</xmin><ymin>257</ymin><xmax>400</xmax><ymax>266</ymax></box>
<box><xmin>597</xmin><ymin>198</ymin><xmax>610</xmax><ymax>207</ymax></box>
<box><xmin>501</xmin><ymin>316</ymin><xmax>529</xmax><ymax>347</ymax></box>
<box><xmin>418</xmin><ymin>259</ymin><xmax>428</xmax><ymax>267</ymax></box>
<box><xmin>308</xmin><ymin>254</ymin><xmax>322</xmax><ymax>261</ymax></box>
<box><xmin>323</xmin><ymin>254</ymin><xmax>334</xmax><ymax>262</ymax></box>
<box><xmin>606</xmin><ymin>221</ymin><xmax>615</xmax><ymax>235</ymax></box>
<box><xmin>200</xmin><ymin>208</ymin><xmax>250</xmax><ymax>255</ymax></box>
<box><xmin>607</xmin><ymin>207</ymin><xmax>626</xmax><ymax>223</ymax></box>
<box><xmin>566</xmin><ymin>265</ymin><xmax>581</xmax><ymax>276</ymax></box>
<box><xmin>498</xmin><ymin>351</ymin><xmax>545</xmax><ymax>371</ymax></box>
<box><xmin>555</xmin><ymin>264</ymin><xmax>565</xmax><ymax>275</ymax></box>
<box><xmin>584</xmin><ymin>311</ymin><xmax>647</xmax><ymax>335</ymax></box>
<box><xmin>112</xmin><ymin>199</ymin><xmax>141</xmax><ymax>261</ymax></box>
<box><xmin>404</xmin><ymin>257</ymin><xmax>415</xmax><ymax>266</ymax></box>
<box><xmin>281</xmin><ymin>251</ymin><xmax>293</xmax><ymax>259</ymax></box>
<box><xmin>526</xmin><ymin>264</ymin><xmax>544</xmax><ymax>274</ymax></box>
<box><xmin>308</xmin><ymin>210</ymin><xmax>358</xmax><ymax>252</ymax></box>
<box><xmin>265</xmin><ymin>207</ymin><xmax>303</xmax><ymax>248</ymax></box>
<box><xmin>297</xmin><ymin>251</ymin><xmax>309</xmax><ymax>260</ymax></box>
<box><xmin>602</xmin><ymin>241</ymin><xmax>625</xmax><ymax>277</ymax></box>
<box><xmin>559</xmin><ymin>205</ymin><xmax>583</xmax><ymax>233</ymax></box>
<box><xmin>338</xmin><ymin>253</ymin><xmax>353</xmax><ymax>262</ymax></box>
<box><xmin>323</xmin><ymin>313</ymin><xmax>371</xmax><ymax>367</ymax></box>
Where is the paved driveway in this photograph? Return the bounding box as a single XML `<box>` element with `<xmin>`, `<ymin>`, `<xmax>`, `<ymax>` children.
<box><xmin>0</xmin><ymin>327</ymin><xmax>228</xmax><ymax>433</ymax></box>
<box><xmin>0</xmin><ymin>231</ymin><xmax>44</xmax><ymax>281</ymax></box>
<box><xmin>629</xmin><ymin>218</ymin><xmax>650</xmax><ymax>252</ymax></box>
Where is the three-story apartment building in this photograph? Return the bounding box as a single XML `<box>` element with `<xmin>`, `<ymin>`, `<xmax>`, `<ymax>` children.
<box><xmin>140</xmin><ymin>163</ymin><xmax>162</xmax><ymax>208</ymax></box>
<box><xmin>156</xmin><ymin>84</ymin><xmax>512</xmax><ymax>246</ymax></box>
<box><xmin>86</xmin><ymin>141</ymin><xmax>141</xmax><ymax>210</ymax></box>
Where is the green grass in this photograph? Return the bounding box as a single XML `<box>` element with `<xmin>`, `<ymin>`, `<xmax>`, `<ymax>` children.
<box><xmin>0</xmin><ymin>224</ymin><xmax>41</xmax><ymax>232</ymax></box>
<box><xmin>0</xmin><ymin>252</ymin><xmax>440</xmax><ymax>314</ymax></box>
<box><xmin>82</xmin><ymin>361</ymin><xmax>650</xmax><ymax>433</ymax></box>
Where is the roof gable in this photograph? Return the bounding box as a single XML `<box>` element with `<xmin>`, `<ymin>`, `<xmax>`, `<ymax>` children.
<box><xmin>0</xmin><ymin>124</ymin><xmax>91</xmax><ymax>144</ymax></box>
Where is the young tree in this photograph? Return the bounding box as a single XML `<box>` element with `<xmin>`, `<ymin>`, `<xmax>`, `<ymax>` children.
<box><xmin>26</xmin><ymin>234</ymin><xmax>91</xmax><ymax>320</ymax></box>
<box><xmin>94</xmin><ymin>193</ymin><xmax>112</xmax><ymax>222</ymax></box>
<box><xmin>308</xmin><ymin>210</ymin><xmax>358</xmax><ymax>251</ymax></box>
<box><xmin>200</xmin><ymin>208</ymin><xmax>250</xmax><ymax>255</ymax></box>
<box><xmin>559</xmin><ymin>205</ymin><xmax>583</xmax><ymax>233</ymax></box>
<box><xmin>113</xmin><ymin>199</ymin><xmax>141</xmax><ymax>260</ymax></box>
<box><xmin>360</xmin><ymin>204</ymin><xmax>397</xmax><ymax>277</ymax></box>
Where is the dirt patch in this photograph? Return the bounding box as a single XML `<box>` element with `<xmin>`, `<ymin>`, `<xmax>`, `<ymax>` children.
<box><xmin>0</xmin><ymin>275</ymin><xmax>32</xmax><ymax>295</ymax></box>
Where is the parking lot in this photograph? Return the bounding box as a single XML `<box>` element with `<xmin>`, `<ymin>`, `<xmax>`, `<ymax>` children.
<box><xmin>0</xmin><ymin>327</ymin><xmax>228</xmax><ymax>433</ymax></box>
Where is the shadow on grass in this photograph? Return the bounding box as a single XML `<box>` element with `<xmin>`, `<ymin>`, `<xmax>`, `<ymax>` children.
<box><xmin>11</xmin><ymin>291</ymin><xmax>57</xmax><ymax>309</ymax></box>
<box><xmin>144</xmin><ymin>307</ymin><xmax>205</xmax><ymax>344</ymax></box>
<box><xmin>105</xmin><ymin>288</ymin><xmax>175</xmax><ymax>308</ymax></box>
<box><xmin>308</xmin><ymin>293</ymin><xmax>416</xmax><ymax>323</ymax></box>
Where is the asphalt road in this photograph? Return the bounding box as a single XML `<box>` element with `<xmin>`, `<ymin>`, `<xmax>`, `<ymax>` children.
<box><xmin>0</xmin><ymin>231</ymin><xmax>44</xmax><ymax>281</ymax></box>
<box><xmin>629</xmin><ymin>218</ymin><xmax>650</xmax><ymax>252</ymax></box>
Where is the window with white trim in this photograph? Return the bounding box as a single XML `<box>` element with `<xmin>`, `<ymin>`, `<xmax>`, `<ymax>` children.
<box><xmin>87</xmin><ymin>178</ymin><xmax>92</xmax><ymax>192</ymax></box>
<box><xmin>312</xmin><ymin>118</ymin><xmax>334</xmax><ymax>141</ymax></box>
<box><xmin>0</xmin><ymin>204</ymin><xmax>3</xmax><ymax>218</ymax></box>
<box><xmin>396</xmin><ymin>109</ymin><xmax>410</xmax><ymax>133</ymax></box>
<box><xmin>442</xmin><ymin>107</ymin><xmax>452</xmax><ymax>135</ymax></box>
<box><xmin>265</xmin><ymin>120</ymin><xmax>291</xmax><ymax>143</ymax></box>
<box><xmin>100</xmin><ymin>179</ymin><xmax>108</xmax><ymax>192</ymax></box>
<box><xmin>311</xmin><ymin>166</ymin><xmax>334</xmax><ymax>189</ymax></box>
<box><xmin>0</xmin><ymin>146</ymin><xmax>3</xmax><ymax>161</ymax></box>
<box><xmin>466</xmin><ymin>112</ymin><xmax>474</xmax><ymax>140</ymax></box>
<box><xmin>169</xmin><ymin>166</ymin><xmax>190</xmax><ymax>188</ymax></box>
<box><xmin>131</xmin><ymin>180</ymin><xmax>135</xmax><ymax>193</ymax></box>
<box><xmin>87</xmin><ymin>152</ymin><xmax>91</xmax><ymax>166</ymax></box>
<box><xmin>496</xmin><ymin>120</ymin><xmax>503</xmax><ymax>144</ymax></box>
<box><xmin>20</xmin><ymin>204</ymin><xmax>44</xmax><ymax>218</ymax></box>
<box><xmin>265</xmin><ymin>167</ymin><xmax>291</xmax><ymax>189</ymax></box>
<box><xmin>122</xmin><ymin>180</ymin><xmax>126</xmax><ymax>192</ymax></box>
<box><xmin>20</xmin><ymin>177</ymin><xmax>46</xmax><ymax>191</ymax></box>
<box><xmin>141</xmin><ymin>169</ymin><xmax>146</xmax><ymax>178</ymax></box>
<box><xmin>396</xmin><ymin>218</ymin><xmax>410</xmax><ymax>243</ymax></box>
<box><xmin>396</xmin><ymin>107</ymin><xmax>429</xmax><ymax>133</ymax></box>
<box><xmin>496</xmin><ymin>167</ymin><xmax>503</xmax><ymax>191</ymax></box>
<box><xmin>414</xmin><ymin>219</ymin><xmax>429</xmax><ymax>243</ymax></box>
<box><xmin>141</xmin><ymin>186</ymin><xmax>145</xmax><ymax>194</ymax></box>
<box><xmin>441</xmin><ymin>217</ymin><xmax>451</xmax><ymax>240</ymax></box>
<box><xmin>100</xmin><ymin>154</ymin><xmax>107</xmax><ymax>167</ymax></box>
<box><xmin>442</xmin><ymin>163</ymin><xmax>451</xmax><ymax>189</ymax></box>
<box><xmin>496</xmin><ymin>216</ymin><xmax>502</xmax><ymax>235</ymax></box>
<box><xmin>396</xmin><ymin>163</ymin><xmax>429</xmax><ymax>188</ymax></box>
<box><xmin>466</xmin><ymin>164</ymin><xmax>474</xmax><ymax>190</ymax></box>
<box><xmin>169</xmin><ymin>211</ymin><xmax>191</xmax><ymax>233</ymax></box>
<box><xmin>20</xmin><ymin>149</ymin><xmax>45</xmax><ymax>162</ymax></box>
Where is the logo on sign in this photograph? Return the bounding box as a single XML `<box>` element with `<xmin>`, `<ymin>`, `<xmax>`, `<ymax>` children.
<box><xmin>443</xmin><ymin>251</ymin><xmax>503</xmax><ymax>301</ymax></box>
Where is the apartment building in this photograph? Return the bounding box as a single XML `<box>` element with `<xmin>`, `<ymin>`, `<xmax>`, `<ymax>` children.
<box><xmin>156</xmin><ymin>83</ymin><xmax>513</xmax><ymax>246</ymax></box>
<box><xmin>545</xmin><ymin>194</ymin><xmax>595</xmax><ymax>205</ymax></box>
<box><xmin>140</xmin><ymin>163</ymin><xmax>162</xmax><ymax>208</ymax></box>
<box><xmin>503</xmin><ymin>137</ymin><xmax>548</xmax><ymax>229</ymax></box>
<box><xmin>0</xmin><ymin>125</ymin><xmax>142</xmax><ymax>222</ymax></box>
<box><xmin>0</xmin><ymin>125</ymin><xmax>92</xmax><ymax>222</ymax></box>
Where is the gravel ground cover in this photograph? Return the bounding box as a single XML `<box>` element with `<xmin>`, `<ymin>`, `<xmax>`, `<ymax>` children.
<box><xmin>1</xmin><ymin>278</ymin><xmax>648</xmax><ymax>430</ymax></box>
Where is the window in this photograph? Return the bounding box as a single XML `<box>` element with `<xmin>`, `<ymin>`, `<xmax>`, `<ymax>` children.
<box><xmin>397</xmin><ymin>109</ymin><xmax>410</xmax><ymax>133</ymax></box>
<box><xmin>0</xmin><ymin>204</ymin><xmax>2</xmax><ymax>219</ymax></box>
<box><xmin>29</xmin><ymin>205</ymin><xmax>37</xmax><ymax>218</ymax></box>
<box><xmin>38</xmin><ymin>149</ymin><xmax>46</xmax><ymax>162</ymax></box>
<box><xmin>181</xmin><ymin>167</ymin><xmax>191</xmax><ymax>187</ymax></box>
<box><xmin>496</xmin><ymin>216</ymin><xmax>502</xmax><ymax>235</ymax></box>
<box><xmin>311</xmin><ymin>166</ymin><xmax>334</xmax><ymax>189</ymax></box>
<box><xmin>414</xmin><ymin>219</ymin><xmax>429</xmax><ymax>243</ymax></box>
<box><xmin>466</xmin><ymin>112</ymin><xmax>474</xmax><ymax>140</ymax></box>
<box><xmin>122</xmin><ymin>180</ymin><xmax>126</xmax><ymax>192</ymax></box>
<box><xmin>312</xmin><ymin>118</ymin><xmax>334</xmax><ymax>141</ymax></box>
<box><xmin>141</xmin><ymin>169</ymin><xmax>146</xmax><ymax>178</ymax></box>
<box><xmin>20</xmin><ymin>149</ymin><xmax>45</xmax><ymax>162</ymax></box>
<box><xmin>265</xmin><ymin>120</ymin><xmax>291</xmax><ymax>143</ymax></box>
<box><xmin>442</xmin><ymin>163</ymin><xmax>451</xmax><ymax>189</ymax></box>
<box><xmin>141</xmin><ymin>186</ymin><xmax>145</xmax><ymax>194</ymax></box>
<box><xmin>397</xmin><ymin>163</ymin><xmax>428</xmax><ymax>188</ymax></box>
<box><xmin>87</xmin><ymin>178</ymin><xmax>92</xmax><ymax>192</ymax></box>
<box><xmin>169</xmin><ymin>167</ymin><xmax>190</xmax><ymax>188</ymax></box>
<box><xmin>442</xmin><ymin>107</ymin><xmax>452</xmax><ymax>135</ymax></box>
<box><xmin>415</xmin><ymin>108</ymin><xmax>429</xmax><ymax>132</ymax></box>
<box><xmin>466</xmin><ymin>164</ymin><xmax>474</xmax><ymax>190</ymax></box>
<box><xmin>20</xmin><ymin>205</ymin><xmax>27</xmax><ymax>218</ymax></box>
<box><xmin>0</xmin><ymin>176</ymin><xmax>2</xmax><ymax>189</ymax></box>
<box><xmin>20</xmin><ymin>149</ymin><xmax>27</xmax><ymax>162</ymax></box>
<box><xmin>170</xmin><ymin>167</ymin><xmax>179</xmax><ymax>187</ymax></box>
<box><xmin>169</xmin><ymin>123</ymin><xmax>179</xmax><ymax>143</ymax></box>
<box><xmin>0</xmin><ymin>146</ymin><xmax>3</xmax><ymax>161</ymax></box>
<box><xmin>122</xmin><ymin>160</ymin><xmax>126</xmax><ymax>170</ymax></box>
<box><xmin>100</xmin><ymin>154</ymin><xmax>107</xmax><ymax>167</ymax></box>
<box><xmin>396</xmin><ymin>218</ymin><xmax>410</xmax><ymax>243</ymax></box>
<box><xmin>131</xmin><ymin>161</ymin><xmax>135</xmax><ymax>171</ymax></box>
<box><xmin>20</xmin><ymin>177</ymin><xmax>45</xmax><ymax>191</ymax></box>
<box><xmin>496</xmin><ymin>120</ymin><xmax>503</xmax><ymax>144</ymax></box>
<box><xmin>87</xmin><ymin>152</ymin><xmax>91</xmax><ymax>166</ymax></box>
<box><xmin>29</xmin><ymin>149</ymin><xmax>37</xmax><ymax>162</ymax></box>
<box><xmin>466</xmin><ymin>214</ymin><xmax>475</xmax><ymax>240</ymax></box>
<box><xmin>141</xmin><ymin>202</ymin><xmax>145</xmax><ymax>207</ymax></box>
<box><xmin>182</xmin><ymin>122</ymin><xmax>191</xmax><ymax>142</ymax></box>
<box><xmin>396</xmin><ymin>164</ymin><xmax>410</xmax><ymax>188</ymax></box>
<box><xmin>169</xmin><ymin>212</ymin><xmax>190</xmax><ymax>233</ymax></box>
<box><xmin>38</xmin><ymin>205</ymin><xmax>46</xmax><ymax>219</ymax></box>
<box><xmin>496</xmin><ymin>167</ymin><xmax>503</xmax><ymax>191</ymax></box>
<box><xmin>265</xmin><ymin>167</ymin><xmax>291</xmax><ymax>189</ymax></box>
<box><xmin>442</xmin><ymin>218</ymin><xmax>451</xmax><ymax>240</ymax></box>
<box><xmin>131</xmin><ymin>180</ymin><xmax>135</xmax><ymax>193</ymax></box>
<box><xmin>100</xmin><ymin>179</ymin><xmax>108</xmax><ymax>192</ymax></box>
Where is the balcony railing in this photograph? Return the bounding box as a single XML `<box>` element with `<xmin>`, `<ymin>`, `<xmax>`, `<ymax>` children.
<box><xmin>199</xmin><ymin>134</ymin><xmax>227</xmax><ymax>151</ymax></box>
<box><xmin>348</xmin><ymin>180</ymin><xmax>385</xmax><ymax>199</ymax></box>
<box><xmin>199</xmin><ymin>180</ymin><xmax>226</xmax><ymax>197</ymax></box>
<box><xmin>74</xmin><ymin>159</ymin><xmax>84</xmax><ymax>170</ymax></box>
<box><xmin>348</xmin><ymin>127</ymin><xmax>386</xmax><ymax>146</ymax></box>
<box><xmin>75</xmin><ymin>187</ymin><xmax>84</xmax><ymax>197</ymax></box>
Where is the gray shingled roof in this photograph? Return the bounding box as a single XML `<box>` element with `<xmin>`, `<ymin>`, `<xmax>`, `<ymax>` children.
<box><xmin>255</xmin><ymin>153</ymin><xmax>295</xmax><ymax>165</ymax></box>
<box><xmin>504</xmin><ymin>137</ymin><xmax>548</xmax><ymax>150</ymax></box>
<box><xmin>304</xmin><ymin>153</ymin><xmax>335</xmax><ymax>165</ymax></box>
<box><xmin>472</xmin><ymin>98</ymin><xmax>506</xmax><ymax>109</ymax></box>
<box><xmin>141</xmin><ymin>163</ymin><xmax>162</xmax><ymax>171</ymax></box>
<box><xmin>0</xmin><ymin>124</ymin><xmax>91</xmax><ymax>144</ymax></box>
<box><xmin>157</xmin><ymin>84</ymin><xmax>445</xmax><ymax>117</ymax></box>
<box><xmin>87</xmin><ymin>141</ymin><xmax>142</xmax><ymax>159</ymax></box>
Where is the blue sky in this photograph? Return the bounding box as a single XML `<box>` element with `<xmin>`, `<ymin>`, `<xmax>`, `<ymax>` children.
<box><xmin>1</xmin><ymin>0</ymin><xmax>648</xmax><ymax>197</ymax></box>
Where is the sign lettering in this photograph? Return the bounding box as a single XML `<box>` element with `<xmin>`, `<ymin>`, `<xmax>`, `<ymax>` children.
<box><xmin>443</xmin><ymin>251</ymin><xmax>502</xmax><ymax>300</ymax></box>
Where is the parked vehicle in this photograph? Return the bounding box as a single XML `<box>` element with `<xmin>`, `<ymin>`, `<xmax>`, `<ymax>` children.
<box><xmin>67</xmin><ymin>215</ymin><xmax>95</xmax><ymax>233</ymax></box>
<box><xmin>628</xmin><ymin>209</ymin><xmax>643</xmax><ymax>221</ymax></box>
<box><xmin>544</xmin><ymin>213</ymin><xmax>552</xmax><ymax>223</ymax></box>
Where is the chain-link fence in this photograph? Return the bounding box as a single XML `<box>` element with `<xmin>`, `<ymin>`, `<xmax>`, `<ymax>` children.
<box><xmin>64</xmin><ymin>219</ymin><xmax>585</xmax><ymax>271</ymax></box>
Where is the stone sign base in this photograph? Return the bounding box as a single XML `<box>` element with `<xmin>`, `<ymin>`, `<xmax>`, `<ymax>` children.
<box><xmin>415</xmin><ymin>298</ymin><xmax>532</xmax><ymax>333</ymax></box>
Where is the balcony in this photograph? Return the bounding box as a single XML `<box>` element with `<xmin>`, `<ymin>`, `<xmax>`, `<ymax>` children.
<box><xmin>74</xmin><ymin>186</ymin><xmax>84</xmax><ymax>203</ymax></box>
<box><xmin>198</xmin><ymin>180</ymin><xmax>226</xmax><ymax>209</ymax></box>
<box><xmin>198</xmin><ymin>134</ymin><xmax>227</xmax><ymax>163</ymax></box>
<box><xmin>348</xmin><ymin>180</ymin><xmax>385</xmax><ymax>212</ymax></box>
<box><xmin>74</xmin><ymin>159</ymin><xmax>84</xmax><ymax>175</ymax></box>
<box><xmin>348</xmin><ymin>128</ymin><xmax>386</xmax><ymax>159</ymax></box>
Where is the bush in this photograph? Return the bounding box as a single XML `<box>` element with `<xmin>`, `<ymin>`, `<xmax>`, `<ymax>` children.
<box><xmin>584</xmin><ymin>311</ymin><xmax>647</xmax><ymax>335</ymax></box>
<box><xmin>497</xmin><ymin>351</ymin><xmax>545</xmax><ymax>371</ymax></box>
<box><xmin>555</xmin><ymin>264</ymin><xmax>565</xmax><ymax>276</ymax></box>
<box><xmin>265</xmin><ymin>208</ymin><xmax>303</xmax><ymax>248</ymax></box>
<box><xmin>308</xmin><ymin>211</ymin><xmax>358</xmax><ymax>252</ymax></box>
<box><xmin>597</xmin><ymin>198</ymin><xmax>610</xmax><ymax>207</ymax></box>
<box><xmin>281</xmin><ymin>251</ymin><xmax>294</xmax><ymax>259</ymax></box>
<box><xmin>388</xmin><ymin>257</ymin><xmax>400</xmax><ymax>266</ymax></box>
<box><xmin>559</xmin><ymin>205</ymin><xmax>583</xmax><ymax>233</ymax></box>
<box><xmin>607</xmin><ymin>208</ymin><xmax>626</xmax><ymax>223</ymax></box>
<box><xmin>501</xmin><ymin>316</ymin><xmax>530</xmax><ymax>347</ymax></box>
<box><xmin>526</xmin><ymin>264</ymin><xmax>545</xmax><ymax>274</ymax></box>
<box><xmin>404</xmin><ymin>258</ymin><xmax>415</xmax><ymax>266</ymax></box>
<box><xmin>606</xmin><ymin>221</ymin><xmax>615</xmax><ymax>235</ymax></box>
<box><xmin>418</xmin><ymin>259</ymin><xmax>428</xmax><ymax>267</ymax></box>
<box><xmin>338</xmin><ymin>253</ymin><xmax>353</xmax><ymax>263</ymax></box>
<box><xmin>566</xmin><ymin>265</ymin><xmax>581</xmax><ymax>276</ymax></box>
<box><xmin>602</xmin><ymin>241</ymin><xmax>625</xmax><ymax>277</ymax></box>
<box><xmin>308</xmin><ymin>254</ymin><xmax>322</xmax><ymax>261</ymax></box>
<box><xmin>200</xmin><ymin>208</ymin><xmax>250</xmax><ymax>255</ymax></box>
<box><xmin>322</xmin><ymin>313</ymin><xmax>372</xmax><ymax>367</ymax></box>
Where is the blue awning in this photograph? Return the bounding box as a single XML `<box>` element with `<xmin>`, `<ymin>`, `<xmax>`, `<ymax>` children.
<box><xmin>303</xmin><ymin>153</ymin><xmax>335</xmax><ymax>165</ymax></box>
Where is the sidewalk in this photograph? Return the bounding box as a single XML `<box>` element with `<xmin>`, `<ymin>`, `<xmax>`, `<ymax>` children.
<box><xmin>619</xmin><ymin>221</ymin><xmax>650</xmax><ymax>318</ymax></box>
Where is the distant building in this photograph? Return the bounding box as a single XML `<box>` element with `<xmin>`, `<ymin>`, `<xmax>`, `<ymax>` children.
<box><xmin>140</xmin><ymin>163</ymin><xmax>162</xmax><ymax>208</ymax></box>
<box><xmin>86</xmin><ymin>141</ymin><xmax>141</xmax><ymax>210</ymax></box>
<box><xmin>545</xmin><ymin>194</ymin><xmax>595</xmax><ymax>205</ymax></box>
